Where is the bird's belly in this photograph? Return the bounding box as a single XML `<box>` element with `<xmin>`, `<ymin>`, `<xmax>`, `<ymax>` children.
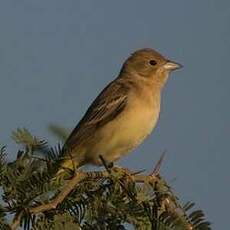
<box><xmin>116</xmin><ymin>113</ymin><xmax>156</xmax><ymax>146</ymax></box>
<box><xmin>93</xmin><ymin>105</ymin><xmax>160</xmax><ymax>163</ymax></box>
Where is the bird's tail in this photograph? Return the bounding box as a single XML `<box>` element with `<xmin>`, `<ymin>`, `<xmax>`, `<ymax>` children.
<box><xmin>57</xmin><ymin>159</ymin><xmax>79</xmax><ymax>175</ymax></box>
<box><xmin>53</xmin><ymin>147</ymin><xmax>86</xmax><ymax>181</ymax></box>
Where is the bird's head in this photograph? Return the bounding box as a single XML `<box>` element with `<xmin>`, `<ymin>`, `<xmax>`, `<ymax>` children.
<box><xmin>121</xmin><ymin>48</ymin><xmax>182</xmax><ymax>88</ymax></box>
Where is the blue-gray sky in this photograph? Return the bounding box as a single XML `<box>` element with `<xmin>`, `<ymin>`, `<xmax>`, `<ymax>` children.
<box><xmin>0</xmin><ymin>0</ymin><xmax>229</xmax><ymax>229</ymax></box>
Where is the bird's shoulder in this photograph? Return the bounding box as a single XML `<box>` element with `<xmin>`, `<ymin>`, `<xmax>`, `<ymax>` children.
<box><xmin>63</xmin><ymin>78</ymin><xmax>131</xmax><ymax>148</ymax></box>
<box><xmin>80</xmin><ymin>78</ymin><xmax>131</xmax><ymax>125</ymax></box>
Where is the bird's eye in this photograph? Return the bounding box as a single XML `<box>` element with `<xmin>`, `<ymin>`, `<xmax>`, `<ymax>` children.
<box><xmin>149</xmin><ymin>60</ymin><xmax>157</xmax><ymax>66</ymax></box>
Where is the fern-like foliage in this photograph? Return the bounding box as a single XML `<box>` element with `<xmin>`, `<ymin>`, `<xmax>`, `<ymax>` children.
<box><xmin>48</xmin><ymin>124</ymin><xmax>69</xmax><ymax>143</ymax></box>
<box><xmin>0</xmin><ymin>128</ymin><xmax>211</xmax><ymax>230</ymax></box>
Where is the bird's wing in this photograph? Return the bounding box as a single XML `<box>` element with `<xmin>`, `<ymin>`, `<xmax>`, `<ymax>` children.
<box><xmin>63</xmin><ymin>79</ymin><xmax>129</xmax><ymax>152</ymax></box>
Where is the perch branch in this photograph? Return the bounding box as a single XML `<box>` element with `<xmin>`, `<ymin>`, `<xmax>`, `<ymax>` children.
<box><xmin>10</xmin><ymin>155</ymin><xmax>164</xmax><ymax>229</ymax></box>
<box><xmin>10</xmin><ymin>168</ymin><xmax>159</xmax><ymax>229</ymax></box>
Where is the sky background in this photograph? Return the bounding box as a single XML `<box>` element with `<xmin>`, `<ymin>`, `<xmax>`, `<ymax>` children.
<box><xmin>0</xmin><ymin>0</ymin><xmax>229</xmax><ymax>229</ymax></box>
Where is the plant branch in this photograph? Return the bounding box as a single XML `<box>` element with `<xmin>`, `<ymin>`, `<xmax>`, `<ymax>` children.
<box><xmin>9</xmin><ymin>168</ymin><xmax>158</xmax><ymax>229</ymax></box>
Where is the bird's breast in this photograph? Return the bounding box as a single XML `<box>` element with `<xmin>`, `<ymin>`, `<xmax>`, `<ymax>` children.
<box><xmin>88</xmin><ymin>89</ymin><xmax>161</xmax><ymax>164</ymax></box>
<box><xmin>119</xmin><ymin>95</ymin><xmax>160</xmax><ymax>144</ymax></box>
<box><xmin>98</xmin><ymin>91</ymin><xmax>161</xmax><ymax>157</ymax></box>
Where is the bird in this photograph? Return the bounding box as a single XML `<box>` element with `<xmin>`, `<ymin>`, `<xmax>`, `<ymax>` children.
<box><xmin>59</xmin><ymin>48</ymin><xmax>182</xmax><ymax>173</ymax></box>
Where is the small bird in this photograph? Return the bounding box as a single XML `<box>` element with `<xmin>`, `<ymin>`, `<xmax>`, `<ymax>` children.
<box><xmin>60</xmin><ymin>48</ymin><xmax>182</xmax><ymax>172</ymax></box>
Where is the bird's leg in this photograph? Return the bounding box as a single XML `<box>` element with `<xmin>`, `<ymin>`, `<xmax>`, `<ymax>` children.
<box><xmin>99</xmin><ymin>155</ymin><xmax>114</xmax><ymax>172</ymax></box>
<box><xmin>107</xmin><ymin>161</ymin><xmax>114</xmax><ymax>169</ymax></box>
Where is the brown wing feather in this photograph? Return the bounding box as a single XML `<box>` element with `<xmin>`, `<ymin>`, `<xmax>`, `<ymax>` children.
<box><xmin>63</xmin><ymin>79</ymin><xmax>129</xmax><ymax>153</ymax></box>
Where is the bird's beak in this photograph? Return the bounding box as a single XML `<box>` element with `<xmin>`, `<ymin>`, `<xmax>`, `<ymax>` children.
<box><xmin>163</xmin><ymin>60</ymin><xmax>183</xmax><ymax>71</ymax></box>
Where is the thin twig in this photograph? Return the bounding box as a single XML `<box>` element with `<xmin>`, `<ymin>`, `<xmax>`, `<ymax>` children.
<box><xmin>11</xmin><ymin>211</ymin><xmax>24</xmax><ymax>230</ymax></box>
<box><xmin>150</xmin><ymin>150</ymin><xmax>166</xmax><ymax>176</ymax></box>
<box><xmin>30</xmin><ymin>171</ymin><xmax>106</xmax><ymax>214</ymax></box>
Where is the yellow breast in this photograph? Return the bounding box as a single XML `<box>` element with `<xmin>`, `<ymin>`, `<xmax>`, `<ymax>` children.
<box><xmin>94</xmin><ymin>89</ymin><xmax>161</xmax><ymax>162</ymax></box>
<box><xmin>116</xmin><ymin>94</ymin><xmax>160</xmax><ymax>147</ymax></box>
